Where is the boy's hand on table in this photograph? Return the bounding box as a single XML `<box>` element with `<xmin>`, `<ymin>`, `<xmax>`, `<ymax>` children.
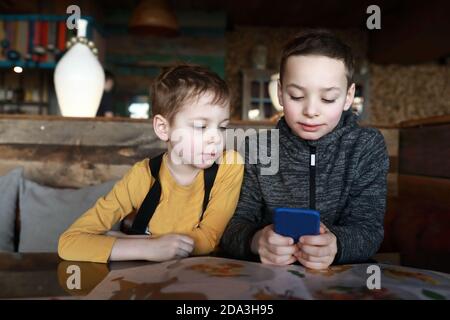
<box><xmin>251</xmin><ymin>224</ymin><xmax>298</xmax><ymax>266</ymax></box>
<box><xmin>143</xmin><ymin>234</ymin><xmax>195</xmax><ymax>261</ymax></box>
<box><xmin>110</xmin><ymin>233</ymin><xmax>194</xmax><ymax>262</ymax></box>
<box><xmin>295</xmin><ymin>223</ymin><xmax>337</xmax><ymax>270</ymax></box>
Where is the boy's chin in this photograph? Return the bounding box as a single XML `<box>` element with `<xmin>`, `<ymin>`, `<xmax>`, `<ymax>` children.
<box><xmin>190</xmin><ymin>158</ymin><xmax>218</xmax><ymax>169</ymax></box>
<box><xmin>294</xmin><ymin>129</ymin><xmax>326</xmax><ymax>141</ymax></box>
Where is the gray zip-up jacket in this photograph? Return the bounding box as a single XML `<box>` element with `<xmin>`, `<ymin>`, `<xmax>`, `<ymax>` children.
<box><xmin>220</xmin><ymin>110</ymin><xmax>389</xmax><ymax>264</ymax></box>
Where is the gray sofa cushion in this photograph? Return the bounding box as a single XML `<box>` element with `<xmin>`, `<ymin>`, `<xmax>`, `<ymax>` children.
<box><xmin>19</xmin><ymin>178</ymin><xmax>118</xmax><ymax>252</ymax></box>
<box><xmin>0</xmin><ymin>168</ymin><xmax>23</xmax><ymax>252</ymax></box>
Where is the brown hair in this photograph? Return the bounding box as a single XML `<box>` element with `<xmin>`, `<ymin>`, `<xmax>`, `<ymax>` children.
<box><xmin>151</xmin><ymin>64</ymin><xmax>230</xmax><ymax>123</ymax></box>
<box><xmin>280</xmin><ymin>30</ymin><xmax>355</xmax><ymax>87</ymax></box>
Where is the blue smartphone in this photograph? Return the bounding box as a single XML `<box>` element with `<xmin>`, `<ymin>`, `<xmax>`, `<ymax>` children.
<box><xmin>273</xmin><ymin>208</ymin><xmax>320</xmax><ymax>243</ymax></box>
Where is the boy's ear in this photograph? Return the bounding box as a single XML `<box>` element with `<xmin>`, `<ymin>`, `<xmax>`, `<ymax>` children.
<box><xmin>153</xmin><ymin>115</ymin><xmax>170</xmax><ymax>141</ymax></box>
<box><xmin>344</xmin><ymin>83</ymin><xmax>356</xmax><ymax>111</ymax></box>
<box><xmin>277</xmin><ymin>79</ymin><xmax>284</xmax><ymax>107</ymax></box>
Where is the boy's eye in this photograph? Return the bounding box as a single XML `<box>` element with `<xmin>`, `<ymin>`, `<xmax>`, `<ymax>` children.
<box><xmin>290</xmin><ymin>96</ymin><xmax>304</xmax><ymax>101</ymax></box>
<box><xmin>322</xmin><ymin>99</ymin><xmax>335</xmax><ymax>103</ymax></box>
<box><xmin>219</xmin><ymin>126</ymin><xmax>227</xmax><ymax>131</ymax></box>
<box><xmin>193</xmin><ymin>125</ymin><xmax>206</xmax><ymax>129</ymax></box>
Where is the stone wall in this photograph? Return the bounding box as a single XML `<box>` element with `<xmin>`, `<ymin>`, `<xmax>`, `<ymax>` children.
<box><xmin>368</xmin><ymin>64</ymin><xmax>450</xmax><ymax>125</ymax></box>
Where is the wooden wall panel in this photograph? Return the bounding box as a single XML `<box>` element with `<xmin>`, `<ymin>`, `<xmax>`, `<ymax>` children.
<box><xmin>0</xmin><ymin>116</ymin><xmax>164</xmax><ymax>187</ymax></box>
<box><xmin>0</xmin><ymin>116</ymin><xmax>161</xmax><ymax>147</ymax></box>
<box><xmin>399</xmin><ymin>124</ymin><xmax>450</xmax><ymax>179</ymax></box>
<box><xmin>379</xmin><ymin>128</ymin><xmax>399</xmax><ymax>197</ymax></box>
<box><xmin>389</xmin><ymin>175</ymin><xmax>450</xmax><ymax>254</ymax></box>
<box><xmin>380</xmin><ymin>117</ymin><xmax>449</xmax><ymax>256</ymax></box>
<box><xmin>398</xmin><ymin>175</ymin><xmax>450</xmax><ymax>209</ymax></box>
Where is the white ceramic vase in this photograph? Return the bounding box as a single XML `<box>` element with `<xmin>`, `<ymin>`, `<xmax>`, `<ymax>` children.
<box><xmin>268</xmin><ymin>73</ymin><xmax>283</xmax><ymax>112</ymax></box>
<box><xmin>54</xmin><ymin>19</ymin><xmax>104</xmax><ymax>117</ymax></box>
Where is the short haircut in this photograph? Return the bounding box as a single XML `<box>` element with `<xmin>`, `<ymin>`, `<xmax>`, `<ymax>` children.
<box><xmin>151</xmin><ymin>64</ymin><xmax>230</xmax><ymax>123</ymax></box>
<box><xmin>280</xmin><ymin>30</ymin><xmax>355</xmax><ymax>87</ymax></box>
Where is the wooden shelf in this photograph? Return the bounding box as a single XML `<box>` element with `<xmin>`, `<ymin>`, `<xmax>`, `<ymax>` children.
<box><xmin>0</xmin><ymin>101</ymin><xmax>48</xmax><ymax>106</ymax></box>
<box><xmin>0</xmin><ymin>61</ymin><xmax>56</xmax><ymax>69</ymax></box>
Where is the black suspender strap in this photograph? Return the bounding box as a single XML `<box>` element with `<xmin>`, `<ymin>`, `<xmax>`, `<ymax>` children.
<box><xmin>201</xmin><ymin>162</ymin><xmax>219</xmax><ymax>221</ymax></box>
<box><xmin>128</xmin><ymin>153</ymin><xmax>219</xmax><ymax>235</ymax></box>
<box><xmin>128</xmin><ymin>153</ymin><xmax>164</xmax><ymax>235</ymax></box>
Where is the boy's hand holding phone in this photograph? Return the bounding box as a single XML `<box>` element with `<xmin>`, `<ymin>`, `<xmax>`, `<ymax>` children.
<box><xmin>295</xmin><ymin>223</ymin><xmax>337</xmax><ymax>270</ymax></box>
<box><xmin>253</xmin><ymin>208</ymin><xmax>337</xmax><ymax>269</ymax></box>
<box><xmin>251</xmin><ymin>224</ymin><xmax>298</xmax><ymax>266</ymax></box>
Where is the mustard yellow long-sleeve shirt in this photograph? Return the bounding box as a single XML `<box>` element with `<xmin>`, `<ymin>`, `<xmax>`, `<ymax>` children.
<box><xmin>58</xmin><ymin>150</ymin><xmax>244</xmax><ymax>263</ymax></box>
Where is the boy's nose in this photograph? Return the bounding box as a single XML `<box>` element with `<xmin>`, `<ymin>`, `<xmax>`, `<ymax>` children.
<box><xmin>302</xmin><ymin>101</ymin><xmax>320</xmax><ymax>118</ymax></box>
<box><xmin>206</xmin><ymin>128</ymin><xmax>222</xmax><ymax>144</ymax></box>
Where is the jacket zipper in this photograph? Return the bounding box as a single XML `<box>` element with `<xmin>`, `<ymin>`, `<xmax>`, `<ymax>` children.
<box><xmin>309</xmin><ymin>145</ymin><xmax>316</xmax><ymax>210</ymax></box>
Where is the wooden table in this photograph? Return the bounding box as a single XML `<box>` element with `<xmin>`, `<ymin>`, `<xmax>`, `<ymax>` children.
<box><xmin>0</xmin><ymin>252</ymin><xmax>148</xmax><ymax>299</ymax></box>
<box><xmin>1</xmin><ymin>252</ymin><xmax>449</xmax><ymax>299</ymax></box>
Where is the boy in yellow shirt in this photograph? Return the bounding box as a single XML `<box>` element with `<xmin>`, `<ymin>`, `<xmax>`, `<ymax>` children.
<box><xmin>58</xmin><ymin>64</ymin><xmax>244</xmax><ymax>263</ymax></box>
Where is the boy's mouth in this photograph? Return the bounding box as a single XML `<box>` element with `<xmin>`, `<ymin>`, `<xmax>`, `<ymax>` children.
<box><xmin>297</xmin><ymin>122</ymin><xmax>324</xmax><ymax>132</ymax></box>
<box><xmin>201</xmin><ymin>152</ymin><xmax>217</xmax><ymax>161</ymax></box>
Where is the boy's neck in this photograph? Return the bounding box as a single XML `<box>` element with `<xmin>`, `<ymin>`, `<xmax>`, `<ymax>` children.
<box><xmin>165</xmin><ymin>151</ymin><xmax>201</xmax><ymax>186</ymax></box>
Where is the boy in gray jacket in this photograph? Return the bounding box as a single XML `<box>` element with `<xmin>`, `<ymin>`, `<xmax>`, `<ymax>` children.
<box><xmin>221</xmin><ymin>30</ymin><xmax>389</xmax><ymax>269</ymax></box>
